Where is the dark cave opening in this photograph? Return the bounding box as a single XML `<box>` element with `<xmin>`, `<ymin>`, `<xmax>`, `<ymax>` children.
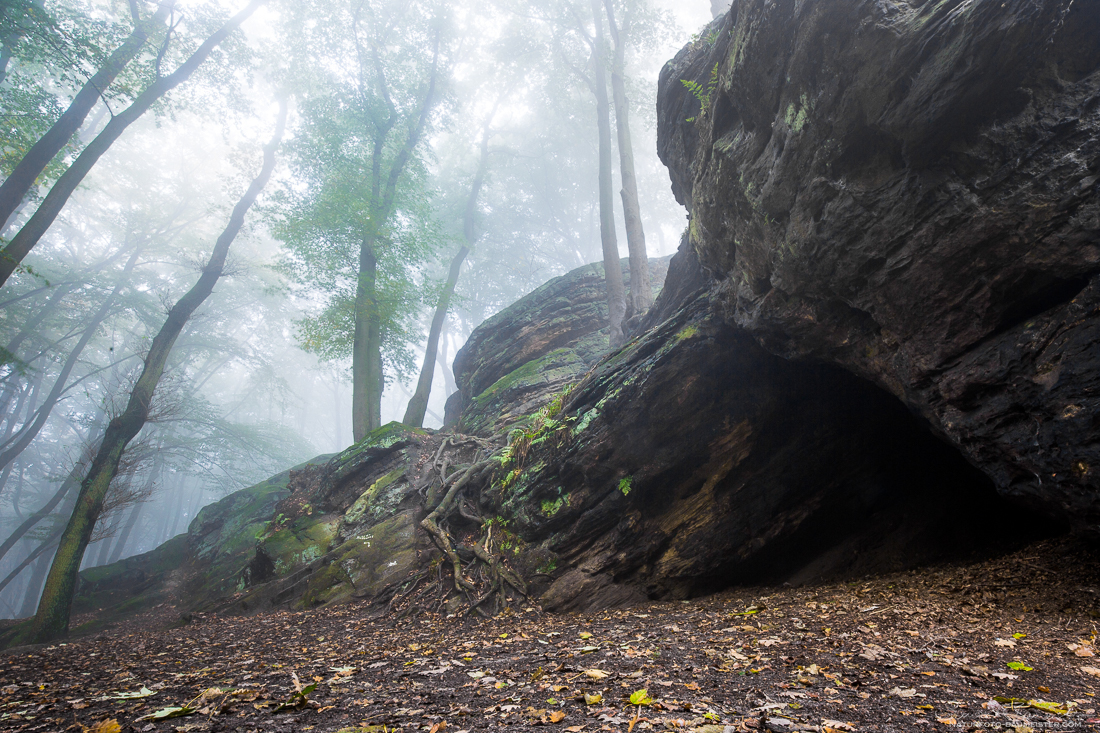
<box><xmin>671</xmin><ymin>337</ymin><xmax>1068</xmax><ymax>598</ymax></box>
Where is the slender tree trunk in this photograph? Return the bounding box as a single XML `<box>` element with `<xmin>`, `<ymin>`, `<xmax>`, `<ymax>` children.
<box><xmin>332</xmin><ymin>371</ymin><xmax>344</xmax><ymax>450</ymax></box>
<box><xmin>589</xmin><ymin>0</ymin><xmax>627</xmax><ymax>347</ymax></box>
<box><xmin>0</xmin><ymin>466</ymin><xmax>80</xmax><ymax>565</ymax></box>
<box><xmin>0</xmin><ymin>530</ymin><xmax>61</xmax><ymax>598</ymax></box>
<box><xmin>105</xmin><ymin>455</ymin><xmax>155</xmax><ymax>565</ymax></box>
<box><xmin>0</xmin><ymin>0</ymin><xmax>267</xmax><ymax>290</ymax></box>
<box><xmin>352</xmin><ymin>241</ymin><xmax>382</xmax><ymax>441</ymax></box>
<box><xmin>438</xmin><ymin>330</ymin><xmax>456</xmax><ymax>397</ymax></box>
<box><xmin>401</xmin><ymin>244</ymin><xmax>469</xmax><ymax>427</ymax></box>
<box><xmin>0</xmin><ymin>3</ymin><xmax>173</xmax><ymax>230</ymax></box>
<box><xmin>604</xmin><ymin>0</ymin><xmax>651</xmax><ymax>316</ymax></box>
<box><xmin>404</xmin><ymin>120</ymin><xmax>494</xmax><ymax>427</ymax></box>
<box><xmin>17</xmin><ymin>551</ymin><xmax>50</xmax><ymax>618</ymax></box>
<box><xmin>0</xmin><ymin>248</ymin><xmax>142</xmax><ymax>474</ymax></box>
<box><xmin>17</xmin><ymin>102</ymin><xmax>285</xmax><ymax>645</ymax></box>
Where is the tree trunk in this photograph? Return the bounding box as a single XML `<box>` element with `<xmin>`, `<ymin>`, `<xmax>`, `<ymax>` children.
<box><xmin>604</xmin><ymin>0</ymin><xmax>651</xmax><ymax>316</ymax></box>
<box><xmin>352</xmin><ymin>241</ymin><xmax>383</xmax><ymax>442</ymax></box>
<box><xmin>19</xmin><ymin>101</ymin><xmax>285</xmax><ymax>645</ymax></box>
<box><xmin>0</xmin><ymin>3</ymin><xmax>172</xmax><ymax>230</ymax></box>
<box><xmin>17</xmin><ymin>551</ymin><xmax>50</xmax><ymax>619</ymax></box>
<box><xmin>589</xmin><ymin>0</ymin><xmax>627</xmax><ymax>348</ymax></box>
<box><xmin>0</xmin><ymin>530</ymin><xmax>61</xmax><ymax>598</ymax></box>
<box><xmin>0</xmin><ymin>0</ymin><xmax>267</xmax><ymax>290</ymax></box>
<box><xmin>404</xmin><ymin>119</ymin><xmax>494</xmax><ymax>427</ymax></box>
<box><xmin>105</xmin><ymin>500</ymin><xmax>142</xmax><ymax>565</ymax></box>
<box><xmin>0</xmin><ymin>466</ymin><xmax>80</xmax><ymax>565</ymax></box>
<box><xmin>438</xmin><ymin>331</ymin><xmax>456</xmax><ymax>397</ymax></box>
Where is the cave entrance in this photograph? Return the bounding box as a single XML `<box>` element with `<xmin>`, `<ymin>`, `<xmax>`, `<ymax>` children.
<box><xmin>682</xmin><ymin>349</ymin><xmax>1066</xmax><ymax>596</ymax></box>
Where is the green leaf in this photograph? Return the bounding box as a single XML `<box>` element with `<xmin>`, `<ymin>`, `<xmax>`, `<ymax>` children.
<box><xmin>1006</xmin><ymin>661</ymin><xmax>1033</xmax><ymax>671</ymax></box>
<box><xmin>629</xmin><ymin>689</ymin><xmax>653</xmax><ymax>706</ymax></box>
<box><xmin>273</xmin><ymin>682</ymin><xmax>318</xmax><ymax>712</ymax></box>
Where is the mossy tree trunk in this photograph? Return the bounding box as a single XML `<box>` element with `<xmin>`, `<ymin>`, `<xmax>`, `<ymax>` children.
<box><xmin>21</xmin><ymin>102</ymin><xmax>285</xmax><ymax>644</ymax></box>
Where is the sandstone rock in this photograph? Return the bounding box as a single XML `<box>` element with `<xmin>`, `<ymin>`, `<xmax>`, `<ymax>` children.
<box><xmin>657</xmin><ymin>0</ymin><xmax>1100</xmax><ymax>533</ymax></box>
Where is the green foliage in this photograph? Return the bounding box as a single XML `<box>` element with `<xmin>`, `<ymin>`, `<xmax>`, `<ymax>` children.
<box><xmin>496</xmin><ymin>384</ymin><xmax>576</xmax><ymax>485</ymax></box>
<box><xmin>540</xmin><ymin>497</ymin><xmax>564</xmax><ymax>517</ymax></box>
<box><xmin>681</xmin><ymin>63</ymin><xmax>719</xmax><ymax>122</ymax></box>
<box><xmin>618</xmin><ymin>475</ymin><xmax>633</xmax><ymax>496</ymax></box>
<box><xmin>271</xmin><ymin>0</ymin><xmax>457</xmax><ymax>388</ymax></box>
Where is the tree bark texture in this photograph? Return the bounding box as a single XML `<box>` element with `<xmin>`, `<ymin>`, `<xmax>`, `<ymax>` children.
<box><xmin>23</xmin><ymin>100</ymin><xmax>285</xmax><ymax>643</ymax></box>
<box><xmin>0</xmin><ymin>0</ymin><xmax>267</xmax><ymax>290</ymax></box>
<box><xmin>604</xmin><ymin>0</ymin><xmax>651</xmax><ymax>315</ymax></box>
<box><xmin>589</xmin><ymin>0</ymin><xmax>626</xmax><ymax>348</ymax></box>
<box><xmin>0</xmin><ymin>3</ymin><xmax>173</xmax><ymax>230</ymax></box>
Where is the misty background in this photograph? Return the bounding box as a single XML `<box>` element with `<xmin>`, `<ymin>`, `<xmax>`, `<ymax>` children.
<box><xmin>0</xmin><ymin>0</ymin><xmax>715</xmax><ymax>618</ymax></box>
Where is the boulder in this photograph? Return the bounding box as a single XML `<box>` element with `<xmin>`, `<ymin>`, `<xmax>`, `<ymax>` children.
<box><xmin>656</xmin><ymin>0</ymin><xmax>1100</xmax><ymax>533</ymax></box>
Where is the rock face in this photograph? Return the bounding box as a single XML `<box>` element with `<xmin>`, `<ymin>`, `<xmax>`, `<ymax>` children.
<box><xmin>657</xmin><ymin>0</ymin><xmax>1100</xmax><ymax>533</ymax></box>
<box><xmin>447</xmin><ymin>257</ymin><xmax>668</xmax><ymax>435</ymax></box>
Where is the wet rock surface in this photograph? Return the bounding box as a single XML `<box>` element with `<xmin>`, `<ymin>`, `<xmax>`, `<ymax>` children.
<box><xmin>656</xmin><ymin>0</ymin><xmax>1100</xmax><ymax>533</ymax></box>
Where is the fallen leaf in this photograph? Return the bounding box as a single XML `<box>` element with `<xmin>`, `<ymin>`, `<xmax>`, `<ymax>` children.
<box><xmin>428</xmin><ymin>721</ymin><xmax>447</xmax><ymax>733</ymax></box>
<box><xmin>1006</xmin><ymin>662</ymin><xmax>1033</xmax><ymax>671</ymax></box>
<box><xmin>549</xmin><ymin>710</ymin><xmax>565</xmax><ymax>723</ymax></box>
<box><xmin>83</xmin><ymin>721</ymin><xmax>122</xmax><ymax>733</ymax></box>
<box><xmin>136</xmin><ymin>706</ymin><xmax>196</xmax><ymax>722</ymax></box>
<box><xmin>936</xmin><ymin>718</ymin><xmax>956</xmax><ymax>725</ymax></box>
<box><xmin>629</xmin><ymin>689</ymin><xmax>653</xmax><ymax>706</ymax></box>
<box><xmin>584</xmin><ymin>693</ymin><xmax>602</xmax><ymax>705</ymax></box>
<box><xmin>821</xmin><ymin>721</ymin><xmax>855</xmax><ymax>732</ymax></box>
<box><xmin>1080</xmin><ymin>666</ymin><xmax>1100</xmax><ymax>678</ymax></box>
<box><xmin>584</xmin><ymin>669</ymin><xmax>609</xmax><ymax>680</ymax></box>
<box><xmin>994</xmin><ymin>639</ymin><xmax>1016</xmax><ymax>647</ymax></box>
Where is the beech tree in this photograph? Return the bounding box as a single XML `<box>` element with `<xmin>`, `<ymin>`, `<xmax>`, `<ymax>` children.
<box><xmin>12</xmin><ymin>101</ymin><xmax>285</xmax><ymax>644</ymax></box>
<box><xmin>275</xmin><ymin>0</ymin><xmax>452</xmax><ymax>442</ymax></box>
<box><xmin>0</xmin><ymin>0</ymin><xmax>172</xmax><ymax>232</ymax></box>
<box><xmin>0</xmin><ymin>0</ymin><xmax>267</xmax><ymax>290</ymax></box>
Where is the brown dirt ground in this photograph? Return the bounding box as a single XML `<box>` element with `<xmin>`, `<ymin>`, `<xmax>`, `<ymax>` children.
<box><xmin>2</xmin><ymin>538</ymin><xmax>1099</xmax><ymax>733</ymax></box>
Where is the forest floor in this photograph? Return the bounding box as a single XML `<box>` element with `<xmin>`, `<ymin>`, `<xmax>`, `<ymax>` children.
<box><xmin>1</xmin><ymin>538</ymin><xmax>1099</xmax><ymax>733</ymax></box>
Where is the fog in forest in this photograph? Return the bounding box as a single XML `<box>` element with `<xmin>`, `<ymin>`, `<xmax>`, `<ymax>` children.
<box><xmin>0</xmin><ymin>0</ymin><xmax>715</xmax><ymax>619</ymax></box>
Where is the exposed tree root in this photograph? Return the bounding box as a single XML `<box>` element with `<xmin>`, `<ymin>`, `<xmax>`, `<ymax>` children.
<box><xmin>394</xmin><ymin>436</ymin><xmax>530</xmax><ymax>618</ymax></box>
